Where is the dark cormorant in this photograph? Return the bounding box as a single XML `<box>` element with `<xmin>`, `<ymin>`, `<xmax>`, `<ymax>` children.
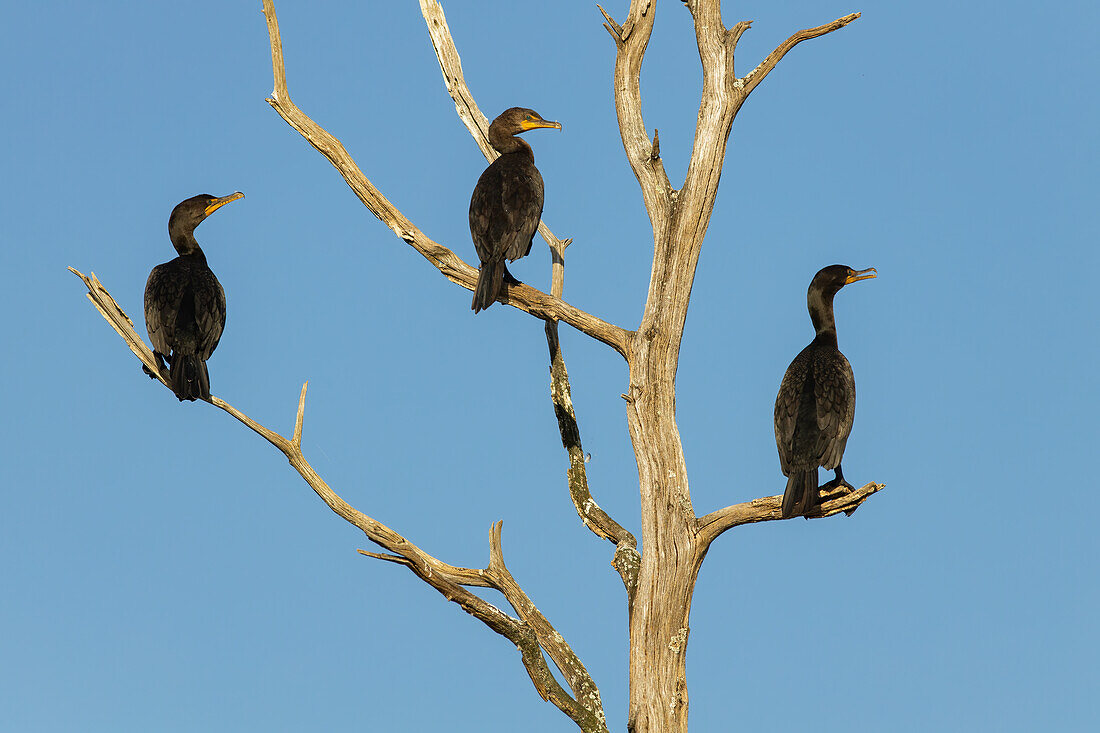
<box><xmin>469</xmin><ymin>107</ymin><xmax>561</xmax><ymax>313</ymax></box>
<box><xmin>144</xmin><ymin>192</ymin><xmax>243</xmax><ymax>402</ymax></box>
<box><xmin>774</xmin><ymin>264</ymin><xmax>876</xmax><ymax>518</ymax></box>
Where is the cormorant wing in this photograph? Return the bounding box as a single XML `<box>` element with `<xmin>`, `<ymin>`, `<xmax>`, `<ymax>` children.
<box><xmin>469</xmin><ymin>164</ymin><xmax>500</xmax><ymax>263</ymax></box>
<box><xmin>812</xmin><ymin>350</ymin><xmax>855</xmax><ymax>470</ymax></box>
<box><xmin>499</xmin><ymin>164</ymin><xmax>544</xmax><ymax>262</ymax></box>
<box><xmin>145</xmin><ymin>262</ymin><xmax>182</xmax><ymax>356</ymax></box>
<box><xmin>774</xmin><ymin>346</ymin><xmax>812</xmax><ymax>475</ymax></box>
<box><xmin>192</xmin><ymin>270</ymin><xmax>226</xmax><ymax>360</ymax></box>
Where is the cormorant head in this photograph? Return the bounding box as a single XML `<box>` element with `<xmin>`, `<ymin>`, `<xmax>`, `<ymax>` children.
<box><xmin>491</xmin><ymin>107</ymin><xmax>562</xmax><ymax>137</ymax></box>
<box><xmin>807</xmin><ymin>265</ymin><xmax>876</xmax><ymax>335</ymax></box>
<box><xmin>168</xmin><ymin>192</ymin><xmax>244</xmax><ymax>251</ymax></box>
<box><xmin>810</xmin><ymin>264</ymin><xmax>877</xmax><ymax>298</ymax></box>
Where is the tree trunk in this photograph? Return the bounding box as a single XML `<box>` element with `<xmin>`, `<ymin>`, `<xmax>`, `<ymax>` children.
<box><xmin>622</xmin><ymin>190</ymin><xmax>702</xmax><ymax>729</ymax></box>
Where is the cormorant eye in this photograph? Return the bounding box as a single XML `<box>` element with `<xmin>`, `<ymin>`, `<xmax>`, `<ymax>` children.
<box><xmin>525</xmin><ymin>115</ymin><xmax>533</xmax><ymax>121</ymax></box>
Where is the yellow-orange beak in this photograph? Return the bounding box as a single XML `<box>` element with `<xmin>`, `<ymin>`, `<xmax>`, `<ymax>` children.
<box><xmin>204</xmin><ymin>191</ymin><xmax>245</xmax><ymax>217</ymax></box>
<box><xmin>521</xmin><ymin>118</ymin><xmax>562</xmax><ymax>132</ymax></box>
<box><xmin>845</xmin><ymin>267</ymin><xmax>877</xmax><ymax>284</ymax></box>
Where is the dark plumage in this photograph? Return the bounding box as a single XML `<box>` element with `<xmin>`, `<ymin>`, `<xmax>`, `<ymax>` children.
<box><xmin>470</xmin><ymin>107</ymin><xmax>561</xmax><ymax>312</ymax></box>
<box><xmin>774</xmin><ymin>264</ymin><xmax>876</xmax><ymax>518</ymax></box>
<box><xmin>144</xmin><ymin>192</ymin><xmax>243</xmax><ymax>401</ymax></box>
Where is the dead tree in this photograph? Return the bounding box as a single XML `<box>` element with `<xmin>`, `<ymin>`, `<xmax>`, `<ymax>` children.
<box><xmin>72</xmin><ymin>1</ymin><xmax>883</xmax><ymax>731</ymax></box>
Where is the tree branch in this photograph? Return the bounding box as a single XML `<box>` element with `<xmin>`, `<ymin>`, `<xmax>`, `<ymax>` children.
<box><xmin>259</xmin><ymin>0</ymin><xmax>631</xmax><ymax>358</ymax></box>
<box><xmin>695</xmin><ymin>481</ymin><xmax>885</xmax><ymax>548</ymax></box>
<box><xmin>741</xmin><ymin>12</ymin><xmax>861</xmax><ymax>97</ymax></box>
<box><xmin>69</xmin><ymin>268</ymin><xmax>170</xmax><ymax>391</ymax></box>
<box><xmin>546</xmin><ymin>319</ymin><xmax>640</xmax><ymax>596</ymax></box>
<box><xmin>356</xmin><ymin>549</ymin><xmax>414</xmax><ymax>567</ymax></box>
<box><xmin>595</xmin><ymin>4</ymin><xmax>623</xmax><ymax>41</ymax></box>
<box><xmin>727</xmin><ymin>20</ymin><xmax>752</xmax><ymax>53</ymax></box>
<box><xmin>485</xmin><ymin>522</ymin><xmax>608</xmax><ymax>732</ymax></box>
<box><xmin>604</xmin><ymin>0</ymin><xmax>673</xmax><ymax>225</ymax></box>
<box><xmin>542</xmin><ymin>232</ymin><xmax>639</xmax><ymax>597</ymax></box>
<box><xmin>418</xmin><ymin>0</ymin><xmax>491</xmax><ymax>160</ymax></box>
<box><xmin>70</xmin><ymin>265</ymin><xmax>608</xmax><ymax>732</ymax></box>
<box><xmin>677</xmin><ymin>1</ymin><xmax>745</xmax><ymax>240</ymax></box>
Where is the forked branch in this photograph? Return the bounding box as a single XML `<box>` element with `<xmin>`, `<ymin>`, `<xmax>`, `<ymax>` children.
<box><xmin>259</xmin><ymin>0</ymin><xmax>630</xmax><ymax>357</ymax></box>
<box><xmin>486</xmin><ymin>522</ymin><xmax>608</xmax><ymax>731</ymax></box>
<box><xmin>69</xmin><ymin>266</ymin><xmax>609</xmax><ymax>733</ymax></box>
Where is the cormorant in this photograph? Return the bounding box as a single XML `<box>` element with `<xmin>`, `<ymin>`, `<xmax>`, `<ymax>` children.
<box><xmin>469</xmin><ymin>107</ymin><xmax>561</xmax><ymax>313</ymax></box>
<box><xmin>144</xmin><ymin>192</ymin><xmax>243</xmax><ymax>402</ymax></box>
<box><xmin>774</xmin><ymin>264</ymin><xmax>876</xmax><ymax>518</ymax></box>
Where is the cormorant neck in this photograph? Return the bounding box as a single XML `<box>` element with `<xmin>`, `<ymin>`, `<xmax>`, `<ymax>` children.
<box><xmin>488</xmin><ymin>127</ymin><xmax>533</xmax><ymax>157</ymax></box>
<box><xmin>170</xmin><ymin>227</ymin><xmax>202</xmax><ymax>257</ymax></box>
<box><xmin>808</xmin><ymin>286</ymin><xmax>839</xmax><ymax>340</ymax></box>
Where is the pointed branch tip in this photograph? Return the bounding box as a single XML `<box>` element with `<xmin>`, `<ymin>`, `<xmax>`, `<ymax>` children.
<box><xmin>357</xmin><ymin>549</ymin><xmax>414</xmax><ymax>567</ymax></box>
<box><xmin>728</xmin><ymin>20</ymin><xmax>753</xmax><ymax>48</ymax></box>
<box><xmin>293</xmin><ymin>381</ymin><xmax>308</xmax><ymax>446</ymax></box>
<box><xmin>596</xmin><ymin>4</ymin><xmax>623</xmax><ymax>40</ymax></box>
<box><xmin>488</xmin><ymin>520</ymin><xmax>506</xmax><ymax>572</ymax></box>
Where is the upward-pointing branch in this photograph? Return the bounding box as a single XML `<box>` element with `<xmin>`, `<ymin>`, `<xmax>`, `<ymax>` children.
<box><xmin>741</xmin><ymin>12</ymin><xmax>861</xmax><ymax>96</ymax></box>
<box><xmin>601</xmin><ymin>0</ymin><xmax>673</xmax><ymax>225</ymax></box>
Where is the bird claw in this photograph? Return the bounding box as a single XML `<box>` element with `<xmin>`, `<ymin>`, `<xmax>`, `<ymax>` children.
<box><xmin>818</xmin><ymin>480</ymin><xmax>854</xmax><ymax>500</ymax></box>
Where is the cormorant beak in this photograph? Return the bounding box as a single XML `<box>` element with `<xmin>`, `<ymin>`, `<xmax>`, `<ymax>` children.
<box><xmin>204</xmin><ymin>191</ymin><xmax>245</xmax><ymax>217</ymax></box>
<box><xmin>844</xmin><ymin>267</ymin><xmax>877</xmax><ymax>284</ymax></box>
<box><xmin>521</xmin><ymin>118</ymin><xmax>562</xmax><ymax>132</ymax></box>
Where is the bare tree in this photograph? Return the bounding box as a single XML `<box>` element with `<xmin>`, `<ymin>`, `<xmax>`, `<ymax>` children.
<box><xmin>72</xmin><ymin>1</ymin><xmax>884</xmax><ymax>731</ymax></box>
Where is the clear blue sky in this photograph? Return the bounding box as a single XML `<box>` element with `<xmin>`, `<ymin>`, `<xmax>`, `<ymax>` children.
<box><xmin>3</xmin><ymin>1</ymin><xmax>1097</xmax><ymax>731</ymax></box>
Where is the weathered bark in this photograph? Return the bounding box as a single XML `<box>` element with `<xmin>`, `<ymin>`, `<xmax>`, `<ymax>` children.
<box><xmin>602</xmin><ymin>2</ymin><xmax>863</xmax><ymax>730</ymax></box>
<box><xmin>73</xmin><ymin>2</ymin><xmax>879</xmax><ymax>731</ymax></box>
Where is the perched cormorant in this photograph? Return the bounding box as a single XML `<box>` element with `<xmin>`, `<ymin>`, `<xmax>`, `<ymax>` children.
<box><xmin>144</xmin><ymin>192</ymin><xmax>243</xmax><ymax>402</ymax></box>
<box><xmin>469</xmin><ymin>107</ymin><xmax>561</xmax><ymax>313</ymax></box>
<box><xmin>774</xmin><ymin>264</ymin><xmax>876</xmax><ymax>518</ymax></box>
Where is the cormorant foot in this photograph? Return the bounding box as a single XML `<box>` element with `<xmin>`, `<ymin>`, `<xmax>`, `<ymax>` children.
<box><xmin>819</xmin><ymin>479</ymin><xmax>854</xmax><ymax>500</ymax></box>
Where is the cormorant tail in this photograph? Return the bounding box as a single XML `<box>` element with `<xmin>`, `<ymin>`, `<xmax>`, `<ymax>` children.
<box><xmin>472</xmin><ymin>259</ymin><xmax>505</xmax><ymax>313</ymax></box>
<box><xmin>781</xmin><ymin>468</ymin><xmax>818</xmax><ymax>518</ymax></box>
<box><xmin>169</xmin><ymin>354</ymin><xmax>209</xmax><ymax>402</ymax></box>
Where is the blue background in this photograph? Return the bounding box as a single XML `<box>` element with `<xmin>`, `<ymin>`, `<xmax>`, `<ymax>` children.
<box><xmin>2</xmin><ymin>1</ymin><xmax>1097</xmax><ymax>731</ymax></box>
